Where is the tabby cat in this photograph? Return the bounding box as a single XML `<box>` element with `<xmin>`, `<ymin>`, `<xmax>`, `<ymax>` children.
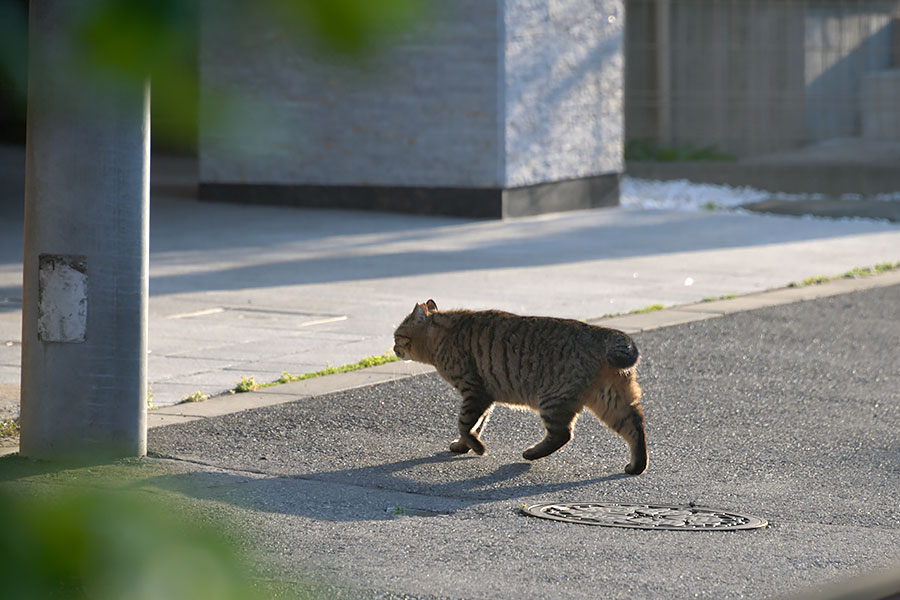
<box><xmin>393</xmin><ymin>300</ymin><xmax>647</xmax><ymax>474</ymax></box>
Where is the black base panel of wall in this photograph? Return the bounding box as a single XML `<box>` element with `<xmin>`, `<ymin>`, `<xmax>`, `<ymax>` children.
<box><xmin>198</xmin><ymin>174</ymin><xmax>620</xmax><ymax>219</ymax></box>
<box><xmin>503</xmin><ymin>173</ymin><xmax>620</xmax><ymax>218</ymax></box>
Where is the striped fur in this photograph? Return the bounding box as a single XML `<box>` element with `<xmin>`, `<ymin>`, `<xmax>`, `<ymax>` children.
<box><xmin>393</xmin><ymin>299</ymin><xmax>648</xmax><ymax>475</ymax></box>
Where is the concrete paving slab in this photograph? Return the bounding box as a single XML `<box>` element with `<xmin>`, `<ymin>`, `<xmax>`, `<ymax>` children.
<box><xmin>590</xmin><ymin>309</ymin><xmax>720</xmax><ymax>332</ymax></box>
<box><xmin>145</xmin><ymin>411</ymin><xmax>204</xmax><ymax>428</ymax></box>
<box><xmin>0</xmin><ymin>319</ymin><xmax>20</xmax><ymax>343</ymax></box>
<box><xmin>147</xmin><ymin>355</ymin><xmax>233</xmax><ymax>378</ymax></box>
<box><xmin>152</xmin><ymin>369</ymin><xmax>265</xmax><ymax>388</ymax></box>
<box><xmin>0</xmin><ymin>344</ymin><xmax>20</xmax><ymax>367</ymax></box>
<box><xmin>151</xmin><ymin>390</ymin><xmax>305</xmax><ymax>421</ymax></box>
<box><xmin>220</xmin><ymin>368</ymin><xmax>291</xmax><ymax>387</ymax></box>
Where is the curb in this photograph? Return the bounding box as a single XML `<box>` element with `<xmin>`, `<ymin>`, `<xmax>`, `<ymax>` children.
<box><xmin>150</xmin><ymin>268</ymin><xmax>900</xmax><ymax>429</ymax></box>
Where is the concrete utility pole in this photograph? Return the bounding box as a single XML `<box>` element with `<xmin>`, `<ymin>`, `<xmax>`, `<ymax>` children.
<box><xmin>20</xmin><ymin>0</ymin><xmax>149</xmax><ymax>459</ymax></box>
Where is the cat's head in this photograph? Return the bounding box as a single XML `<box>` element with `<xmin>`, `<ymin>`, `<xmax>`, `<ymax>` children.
<box><xmin>393</xmin><ymin>299</ymin><xmax>438</xmax><ymax>361</ymax></box>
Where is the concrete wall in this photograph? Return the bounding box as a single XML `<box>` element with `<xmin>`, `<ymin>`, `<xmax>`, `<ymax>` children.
<box><xmin>804</xmin><ymin>2</ymin><xmax>896</xmax><ymax>140</ymax></box>
<box><xmin>625</xmin><ymin>0</ymin><xmax>900</xmax><ymax>159</ymax></box>
<box><xmin>502</xmin><ymin>0</ymin><xmax>624</xmax><ymax>186</ymax></box>
<box><xmin>200</xmin><ymin>1</ymin><xmax>502</xmax><ymax>188</ymax></box>
<box><xmin>198</xmin><ymin>0</ymin><xmax>625</xmax><ymax>207</ymax></box>
<box><xmin>668</xmin><ymin>0</ymin><xmax>807</xmax><ymax>157</ymax></box>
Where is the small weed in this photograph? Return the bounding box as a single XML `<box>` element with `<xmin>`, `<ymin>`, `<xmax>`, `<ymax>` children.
<box><xmin>178</xmin><ymin>391</ymin><xmax>208</xmax><ymax>404</ymax></box>
<box><xmin>701</xmin><ymin>201</ymin><xmax>718</xmax><ymax>212</ymax></box>
<box><xmin>259</xmin><ymin>353</ymin><xmax>400</xmax><ymax>389</ymax></box>
<box><xmin>231</xmin><ymin>376</ymin><xmax>260</xmax><ymax>394</ymax></box>
<box><xmin>789</xmin><ymin>261</ymin><xmax>899</xmax><ymax>288</ymax></box>
<box><xmin>625</xmin><ymin>139</ymin><xmax>736</xmax><ymax>162</ymax></box>
<box><xmin>874</xmin><ymin>260</ymin><xmax>900</xmax><ymax>273</ymax></box>
<box><xmin>598</xmin><ymin>303</ymin><xmax>666</xmax><ymax>319</ymax></box>
<box><xmin>702</xmin><ymin>294</ymin><xmax>736</xmax><ymax>302</ymax></box>
<box><xmin>391</xmin><ymin>505</ymin><xmax>407</xmax><ymax>515</ymax></box>
<box><xmin>632</xmin><ymin>303</ymin><xmax>665</xmax><ymax>314</ymax></box>
<box><xmin>0</xmin><ymin>418</ymin><xmax>19</xmax><ymax>438</ymax></box>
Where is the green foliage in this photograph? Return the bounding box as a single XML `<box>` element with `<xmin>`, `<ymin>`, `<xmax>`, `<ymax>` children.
<box><xmin>631</xmin><ymin>303</ymin><xmax>666</xmax><ymax>314</ymax></box>
<box><xmin>232</xmin><ymin>376</ymin><xmax>260</xmax><ymax>394</ymax></box>
<box><xmin>0</xmin><ymin>487</ymin><xmax>261</xmax><ymax>600</ymax></box>
<box><xmin>0</xmin><ymin>0</ymin><xmax>423</xmax><ymax>146</ymax></box>
<box><xmin>182</xmin><ymin>353</ymin><xmax>400</xmax><ymax>401</ymax></box>
<box><xmin>178</xmin><ymin>391</ymin><xmax>208</xmax><ymax>404</ymax></box>
<box><xmin>702</xmin><ymin>294</ymin><xmax>737</xmax><ymax>302</ymax></box>
<box><xmin>625</xmin><ymin>139</ymin><xmax>736</xmax><ymax>162</ymax></box>
<box><xmin>273</xmin><ymin>0</ymin><xmax>423</xmax><ymax>55</ymax></box>
<box><xmin>788</xmin><ymin>261</ymin><xmax>900</xmax><ymax>288</ymax></box>
<box><xmin>260</xmin><ymin>353</ymin><xmax>400</xmax><ymax>388</ymax></box>
<box><xmin>0</xmin><ymin>419</ymin><xmax>19</xmax><ymax>438</ymax></box>
<box><xmin>0</xmin><ymin>1</ymin><xmax>27</xmax><ymax>112</ymax></box>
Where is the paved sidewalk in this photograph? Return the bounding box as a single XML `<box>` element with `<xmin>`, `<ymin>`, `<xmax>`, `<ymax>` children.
<box><xmin>1</xmin><ymin>149</ymin><xmax>899</xmax><ymax>410</ymax></box>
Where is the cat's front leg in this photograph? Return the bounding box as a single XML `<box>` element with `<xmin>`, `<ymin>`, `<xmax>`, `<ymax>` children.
<box><xmin>451</xmin><ymin>394</ymin><xmax>493</xmax><ymax>455</ymax></box>
<box><xmin>450</xmin><ymin>405</ymin><xmax>494</xmax><ymax>453</ymax></box>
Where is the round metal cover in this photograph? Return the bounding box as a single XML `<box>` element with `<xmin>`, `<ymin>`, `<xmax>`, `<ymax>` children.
<box><xmin>522</xmin><ymin>502</ymin><xmax>767</xmax><ymax>531</ymax></box>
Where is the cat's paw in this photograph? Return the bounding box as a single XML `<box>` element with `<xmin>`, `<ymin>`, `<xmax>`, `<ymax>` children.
<box><xmin>450</xmin><ymin>437</ymin><xmax>485</xmax><ymax>455</ymax></box>
<box><xmin>449</xmin><ymin>439</ymin><xmax>470</xmax><ymax>453</ymax></box>
<box><xmin>522</xmin><ymin>446</ymin><xmax>543</xmax><ymax>461</ymax></box>
<box><xmin>624</xmin><ymin>459</ymin><xmax>647</xmax><ymax>475</ymax></box>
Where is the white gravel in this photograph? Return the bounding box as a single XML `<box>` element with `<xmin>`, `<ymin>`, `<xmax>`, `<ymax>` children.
<box><xmin>621</xmin><ymin>176</ymin><xmax>900</xmax><ymax>212</ymax></box>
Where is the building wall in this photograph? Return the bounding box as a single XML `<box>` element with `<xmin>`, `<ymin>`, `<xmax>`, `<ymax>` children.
<box><xmin>199</xmin><ymin>0</ymin><xmax>625</xmax><ymax>194</ymax></box>
<box><xmin>804</xmin><ymin>2</ymin><xmax>896</xmax><ymax>140</ymax></box>
<box><xmin>502</xmin><ymin>0</ymin><xmax>624</xmax><ymax>187</ymax></box>
<box><xmin>625</xmin><ymin>0</ymin><xmax>900</xmax><ymax>159</ymax></box>
<box><xmin>199</xmin><ymin>1</ymin><xmax>502</xmax><ymax>188</ymax></box>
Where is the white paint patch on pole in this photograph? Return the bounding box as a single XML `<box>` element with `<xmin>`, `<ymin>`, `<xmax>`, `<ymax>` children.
<box><xmin>37</xmin><ymin>254</ymin><xmax>87</xmax><ymax>343</ymax></box>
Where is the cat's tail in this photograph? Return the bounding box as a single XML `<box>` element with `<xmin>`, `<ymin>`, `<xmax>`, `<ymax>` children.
<box><xmin>605</xmin><ymin>330</ymin><xmax>640</xmax><ymax>371</ymax></box>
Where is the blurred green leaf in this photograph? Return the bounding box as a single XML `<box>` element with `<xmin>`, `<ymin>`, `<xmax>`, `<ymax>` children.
<box><xmin>0</xmin><ymin>487</ymin><xmax>260</xmax><ymax>600</ymax></box>
<box><xmin>0</xmin><ymin>0</ymin><xmax>423</xmax><ymax>146</ymax></box>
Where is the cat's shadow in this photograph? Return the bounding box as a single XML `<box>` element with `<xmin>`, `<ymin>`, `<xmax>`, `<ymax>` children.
<box><xmin>143</xmin><ymin>451</ymin><xmax>633</xmax><ymax>522</ymax></box>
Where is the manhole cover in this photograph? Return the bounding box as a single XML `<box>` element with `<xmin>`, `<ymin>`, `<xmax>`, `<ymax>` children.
<box><xmin>522</xmin><ymin>502</ymin><xmax>767</xmax><ymax>531</ymax></box>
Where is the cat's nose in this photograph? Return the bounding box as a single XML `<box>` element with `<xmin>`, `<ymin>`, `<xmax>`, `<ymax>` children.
<box><xmin>393</xmin><ymin>345</ymin><xmax>405</xmax><ymax>359</ymax></box>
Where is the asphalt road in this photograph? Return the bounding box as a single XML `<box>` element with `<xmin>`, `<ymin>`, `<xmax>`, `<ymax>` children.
<box><xmin>148</xmin><ymin>284</ymin><xmax>900</xmax><ymax>599</ymax></box>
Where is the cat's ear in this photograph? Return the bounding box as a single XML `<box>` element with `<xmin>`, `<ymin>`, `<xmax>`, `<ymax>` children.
<box><xmin>412</xmin><ymin>303</ymin><xmax>427</xmax><ymax>322</ymax></box>
<box><xmin>425</xmin><ymin>299</ymin><xmax>438</xmax><ymax>312</ymax></box>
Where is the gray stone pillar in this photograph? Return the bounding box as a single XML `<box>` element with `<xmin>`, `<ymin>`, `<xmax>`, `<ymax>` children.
<box><xmin>20</xmin><ymin>0</ymin><xmax>149</xmax><ymax>460</ymax></box>
<box><xmin>197</xmin><ymin>0</ymin><xmax>624</xmax><ymax>218</ymax></box>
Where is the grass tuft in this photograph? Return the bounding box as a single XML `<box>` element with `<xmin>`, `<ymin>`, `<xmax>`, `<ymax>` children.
<box><xmin>0</xmin><ymin>418</ymin><xmax>19</xmax><ymax>438</ymax></box>
<box><xmin>789</xmin><ymin>261</ymin><xmax>900</xmax><ymax>288</ymax></box>
<box><xmin>631</xmin><ymin>303</ymin><xmax>665</xmax><ymax>314</ymax></box>
<box><xmin>258</xmin><ymin>353</ymin><xmax>400</xmax><ymax>389</ymax></box>
<box><xmin>178</xmin><ymin>391</ymin><xmax>209</xmax><ymax>404</ymax></box>
<box><xmin>231</xmin><ymin>375</ymin><xmax>260</xmax><ymax>394</ymax></box>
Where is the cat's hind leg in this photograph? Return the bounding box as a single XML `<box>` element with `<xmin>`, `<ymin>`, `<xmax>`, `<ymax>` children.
<box><xmin>450</xmin><ymin>394</ymin><xmax>493</xmax><ymax>455</ymax></box>
<box><xmin>607</xmin><ymin>402</ymin><xmax>647</xmax><ymax>474</ymax></box>
<box><xmin>587</xmin><ymin>372</ymin><xmax>648</xmax><ymax>474</ymax></box>
<box><xmin>522</xmin><ymin>401</ymin><xmax>579</xmax><ymax>460</ymax></box>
